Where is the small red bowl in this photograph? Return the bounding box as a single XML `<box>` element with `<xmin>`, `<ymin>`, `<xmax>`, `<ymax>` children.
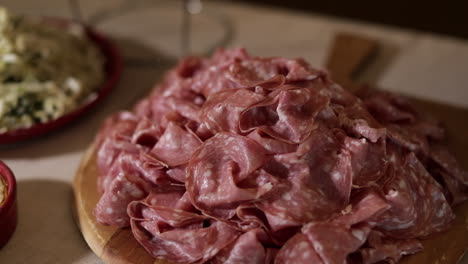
<box><xmin>0</xmin><ymin>161</ymin><xmax>17</xmax><ymax>249</ymax></box>
<box><xmin>0</xmin><ymin>18</ymin><xmax>122</xmax><ymax>145</ymax></box>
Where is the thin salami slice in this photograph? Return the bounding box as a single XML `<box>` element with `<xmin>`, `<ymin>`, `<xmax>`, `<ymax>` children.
<box><xmin>259</xmin><ymin>129</ymin><xmax>352</xmax><ymax>229</ymax></box>
<box><xmin>186</xmin><ymin>133</ymin><xmax>273</xmax><ymax>218</ymax></box>
<box><xmin>430</xmin><ymin>146</ymin><xmax>468</xmax><ymax>204</ymax></box>
<box><xmin>240</xmin><ymin>86</ymin><xmax>329</xmax><ymax>143</ymax></box>
<box><xmin>376</xmin><ymin>152</ymin><xmax>455</xmax><ymax>238</ymax></box>
<box><xmin>150</xmin><ymin>122</ymin><xmax>202</xmax><ymax>167</ymax></box>
<box><xmin>210</xmin><ymin>229</ymin><xmax>268</xmax><ymax>264</ymax></box>
<box><xmin>129</xmin><ymin>203</ymin><xmax>240</xmax><ymax>264</ymax></box>
<box><xmin>94</xmin><ymin>154</ymin><xmax>152</xmax><ymax>226</ymax></box>
<box><xmin>200</xmin><ymin>88</ymin><xmax>265</xmax><ymax>134</ymax></box>
<box><xmin>344</xmin><ymin>136</ymin><xmax>388</xmax><ymax>187</ymax></box>
<box><xmin>359</xmin><ymin>231</ymin><xmax>423</xmax><ymax>264</ymax></box>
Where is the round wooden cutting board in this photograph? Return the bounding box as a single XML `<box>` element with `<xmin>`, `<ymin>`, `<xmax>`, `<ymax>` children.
<box><xmin>73</xmin><ymin>33</ymin><xmax>468</xmax><ymax>264</ymax></box>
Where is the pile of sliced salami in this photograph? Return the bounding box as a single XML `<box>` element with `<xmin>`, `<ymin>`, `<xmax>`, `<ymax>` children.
<box><xmin>94</xmin><ymin>49</ymin><xmax>468</xmax><ymax>264</ymax></box>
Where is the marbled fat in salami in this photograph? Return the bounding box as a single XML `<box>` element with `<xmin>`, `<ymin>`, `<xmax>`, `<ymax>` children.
<box><xmin>93</xmin><ymin>48</ymin><xmax>468</xmax><ymax>263</ymax></box>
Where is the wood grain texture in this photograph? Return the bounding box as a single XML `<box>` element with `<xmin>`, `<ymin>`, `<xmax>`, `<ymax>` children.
<box><xmin>325</xmin><ymin>32</ymin><xmax>379</xmax><ymax>90</ymax></box>
<box><xmin>73</xmin><ymin>33</ymin><xmax>468</xmax><ymax>263</ymax></box>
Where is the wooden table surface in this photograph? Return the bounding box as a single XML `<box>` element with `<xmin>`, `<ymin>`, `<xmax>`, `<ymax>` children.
<box><xmin>0</xmin><ymin>1</ymin><xmax>467</xmax><ymax>263</ymax></box>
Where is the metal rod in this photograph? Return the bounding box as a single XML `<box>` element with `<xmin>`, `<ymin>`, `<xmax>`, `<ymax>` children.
<box><xmin>181</xmin><ymin>0</ymin><xmax>191</xmax><ymax>57</ymax></box>
<box><xmin>69</xmin><ymin>0</ymin><xmax>84</xmax><ymax>23</ymax></box>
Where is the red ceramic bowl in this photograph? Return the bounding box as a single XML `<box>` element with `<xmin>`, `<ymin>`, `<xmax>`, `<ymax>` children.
<box><xmin>0</xmin><ymin>18</ymin><xmax>122</xmax><ymax>145</ymax></box>
<box><xmin>0</xmin><ymin>161</ymin><xmax>17</xmax><ymax>249</ymax></box>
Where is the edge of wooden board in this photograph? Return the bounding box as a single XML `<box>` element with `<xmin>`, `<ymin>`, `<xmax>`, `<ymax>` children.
<box><xmin>73</xmin><ymin>144</ymin><xmax>168</xmax><ymax>264</ymax></box>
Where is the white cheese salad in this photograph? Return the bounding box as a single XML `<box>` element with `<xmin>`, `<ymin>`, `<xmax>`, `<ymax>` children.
<box><xmin>0</xmin><ymin>7</ymin><xmax>104</xmax><ymax>132</ymax></box>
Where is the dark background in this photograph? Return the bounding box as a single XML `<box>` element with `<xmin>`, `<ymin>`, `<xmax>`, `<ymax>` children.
<box><xmin>235</xmin><ymin>0</ymin><xmax>468</xmax><ymax>40</ymax></box>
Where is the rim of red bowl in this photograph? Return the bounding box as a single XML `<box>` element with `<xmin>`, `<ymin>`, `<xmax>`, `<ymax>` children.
<box><xmin>0</xmin><ymin>18</ymin><xmax>122</xmax><ymax>145</ymax></box>
<box><xmin>0</xmin><ymin>161</ymin><xmax>16</xmax><ymax>214</ymax></box>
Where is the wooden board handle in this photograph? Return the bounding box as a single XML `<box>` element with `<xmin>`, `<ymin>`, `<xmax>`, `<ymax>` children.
<box><xmin>325</xmin><ymin>32</ymin><xmax>379</xmax><ymax>89</ymax></box>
